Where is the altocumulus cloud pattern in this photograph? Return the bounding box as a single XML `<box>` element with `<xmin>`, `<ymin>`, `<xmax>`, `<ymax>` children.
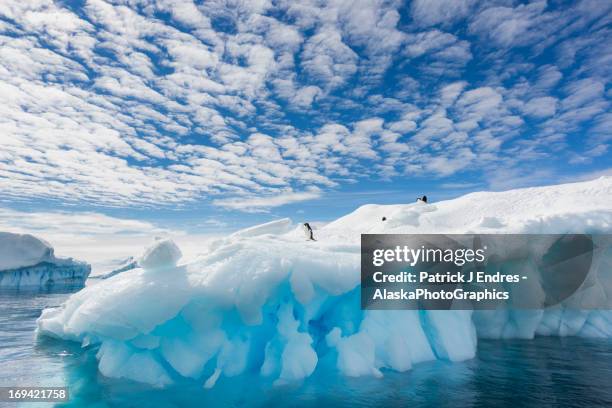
<box><xmin>0</xmin><ymin>0</ymin><xmax>611</xmax><ymax>211</ymax></box>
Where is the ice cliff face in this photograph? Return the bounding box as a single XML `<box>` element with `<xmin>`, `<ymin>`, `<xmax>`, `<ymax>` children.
<box><xmin>0</xmin><ymin>232</ymin><xmax>90</xmax><ymax>289</ymax></box>
<box><xmin>37</xmin><ymin>177</ymin><xmax>612</xmax><ymax>387</ymax></box>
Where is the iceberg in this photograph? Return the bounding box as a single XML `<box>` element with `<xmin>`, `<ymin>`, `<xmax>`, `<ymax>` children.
<box><xmin>92</xmin><ymin>239</ymin><xmax>183</xmax><ymax>280</ymax></box>
<box><xmin>37</xmin><ymin>177</ymin><xmax>612</xmax><ymax>387</ymax></box>
<box><xmin>92</xmin><ymin>256</ymin><xmax>138</xmax><ymax>280</ymax></box>
<box><xmin>0</xmin><ymin>232</ymin><xmax>91</xmax><ymax>289</ymax></box>
<box><xmin>139</xmin><ymin>238</ymin><xmax>183</xmax><ymax>270</ymax></box>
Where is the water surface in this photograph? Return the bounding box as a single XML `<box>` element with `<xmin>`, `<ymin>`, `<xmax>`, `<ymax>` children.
<box><xmin>1</xmin><ymin>290</ymin><xmax>611</xmax><ymax>407</ymax></box>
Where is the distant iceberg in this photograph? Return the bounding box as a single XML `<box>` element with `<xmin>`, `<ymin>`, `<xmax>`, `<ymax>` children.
<box><xmin>92</xmin><ymin>238</ymin><xmax>183</xmax><ymax>280</ymax></box>
<box><xmin>92</xmin><ymin>256</ymin><xmax>138</xmax><ymax>280</ymax></box>
<box><xmin>0</xmin><ymin>232</ymin><xmax>90</xmax><ymax>289</ymax></box>
<box><xmin>37</xmin><ymin>177</ymin><xmax>612</xmax><ymax>388</ymax></box>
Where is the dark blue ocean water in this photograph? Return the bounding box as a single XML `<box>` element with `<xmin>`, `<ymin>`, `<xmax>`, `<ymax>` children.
<box><xmin>1</xmin><ymin>290</ymin><xmax>611</xmax><ymax>408</ymax></box>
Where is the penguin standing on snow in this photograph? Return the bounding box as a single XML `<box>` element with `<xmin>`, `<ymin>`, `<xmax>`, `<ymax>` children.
<box><xmin>303</xmin><ymin>223</ymin><xmax>316</xmax><ymax>241</ymax></box>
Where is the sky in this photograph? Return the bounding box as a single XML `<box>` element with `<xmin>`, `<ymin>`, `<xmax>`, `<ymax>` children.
<box><xmin>1</xmin><ymin>0</ymin><xmax>611</xmax><ymax>257</ymax></box>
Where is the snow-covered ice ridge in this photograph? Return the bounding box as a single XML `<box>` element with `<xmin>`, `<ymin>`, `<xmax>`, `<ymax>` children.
<box><xmin>91</xmin><ymin>257</ymin><xmax>138</xmax><ymax>280</ymax></box>
<box><xmin>38</xmin><ymin>178</ymin><xmax>612</xmax><ymax>387</ymax></box>
<box><xmin>0</xmin><ymin>232</ymin><xmax>90</xmax><ymax>288</ymax></box>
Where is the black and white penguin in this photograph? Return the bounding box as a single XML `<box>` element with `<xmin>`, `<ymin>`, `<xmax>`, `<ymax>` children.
<box><xmin>303</xmin><ymin>223</ymin><xmax>316</xmax><ymax>241</ymax></box>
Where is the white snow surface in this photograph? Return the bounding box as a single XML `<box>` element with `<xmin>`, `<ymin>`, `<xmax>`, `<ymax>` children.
<box><xmin>139</xmin><ymin>239</ymin><xmax>182</xmax><ymax>270</ymax></box>
<box><xmin>37</xmin><ymin>177</ymin><xmax>612</xmax><ymax>387</ymax></box>
<box><xmin>0</xmin><ymin>232</ymin><xmax>90</xmax><ymax>288</ymax></box>
<box><xmin>0</xmin><ymin>232</ymin><xmax>56</xmax><ymax>270</ymax></box>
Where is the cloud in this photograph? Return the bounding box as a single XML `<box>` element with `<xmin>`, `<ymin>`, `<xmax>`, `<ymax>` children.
<box><xmin>562</xmin><ymin>167</ymin><xmax>612</xmax><ymax>183</ymax></box>
<box><xmin>411</xmin><ymin>0</ymin><xmax>477</xmax><ymax>27</ymax></box>
<box><xmin>403</xmin><ymin>30</ymin><xmax>472</xmax><ymax>76</ymax></box>
<box><xmin>440</xmin><ymin>82</ymin><xmax>467</xmax><ymax>106</ymax></box>
<box><xmin>456</xmin><ymin>87</ymin><xmax>503</xmax><ymax>119</ymax></box>
<box><xmin>469</xmin><ymin>1</ymin><xmax>553</xmax><ymax>48</ymax></box>
<box><xmin>212</xmin><ymin>189</ymin><xmax>322</xmax><ymax>212</ymax></box>
<box><xmin>486</xmin><ymin>166</ymin><xmax>557</xmax><ymax>191</ymax></box>
<box><xmin>300</xmin><ymin>26</ymin><xmax>358</xmax><ymax>90</ymax></box>
<box><xmin>424</xmin><ymin>148</ymin><xmax>476</xmax><ymax>176</ymax></box>
<box><xmin>568</xmin><ymin>144</ymin><xmax>608</xmax><ymax>164</ymax></box>
<box><xmin>0</xmin><ymin>206</ymin><xmax>179</xmax><ymax>266</ymax></box>
<box><xmin>561</xmin><ymin>78</ymin><xmax>604</xmax><ymax>111</ymax></box>
<box><xmin>522</xmin><ymin>96</ymin><xmax>557</xmax><ymax>118</ymax></box>
<box><xmin>0</xmin><ymin>0</ymin><xmax>609</xmax><ymax>216</ymax></box>
<box><xmin>439</xmin><ymin>181</ymin><xmax>482</xmax><ymax>189</ymax></box>
<box><xmin>0</xmin><ymin>205</ymin><xmax>221</xmax><ymax>271</ymax></box>
<box><xmin>0</xmin><ymin>207</ymin><xmax>175</xmax><ymax>237</ymax></box>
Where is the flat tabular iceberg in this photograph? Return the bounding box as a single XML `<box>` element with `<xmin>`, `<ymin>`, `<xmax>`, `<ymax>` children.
<box><xmin>37</xmin><ymin>177</ymin><xmax>612</xmax><ymax>387</ymax></box>
<box><xmin>0</xmin><ymin>232</ymin><xmax>90</xmax><ymax>289</ymax></box>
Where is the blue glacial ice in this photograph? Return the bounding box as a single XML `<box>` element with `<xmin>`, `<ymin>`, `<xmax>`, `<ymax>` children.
<box><xmin>0</xmin><ymin>232</ymin><xmax>90</xmax><ymax>289</ymax></box>
<box><xmin>37</xmin><ymin>177</ymin><xmax>612</xmax><ymax>387</ymax></box>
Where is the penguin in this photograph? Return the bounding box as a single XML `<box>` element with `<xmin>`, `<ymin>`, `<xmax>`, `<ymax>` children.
<box><xmin>382</xmin><ymin>216</ymin><xmax>387</xmax><ymax>221</ymax></box>
<box><xmin>303</xmin><ymin>222</ymin><xmax>316</xmax><ymax>241</ymax></box>
<box><xmin>417</xmin><ymin>195</ymin><xmax>428</xmax><ymax>203</ymax></box>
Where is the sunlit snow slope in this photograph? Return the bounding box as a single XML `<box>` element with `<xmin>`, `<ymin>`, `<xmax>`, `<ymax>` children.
<box><xmin>38</xmin><ymin>177</ymin><xmax>612</xmax><ymax>387</ymax></box>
